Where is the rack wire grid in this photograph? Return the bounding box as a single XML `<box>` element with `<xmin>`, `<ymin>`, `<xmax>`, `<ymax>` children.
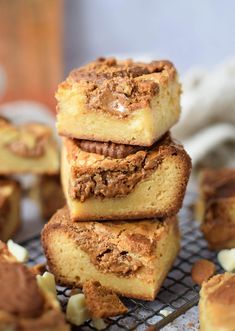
<box><xmin>22</xmin><ymin>191</ymin><xmax>222</xmax><ymax>330</ymax></box>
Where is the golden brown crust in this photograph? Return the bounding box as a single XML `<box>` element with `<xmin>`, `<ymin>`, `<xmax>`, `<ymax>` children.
<box><xmin>200</xmin><ymin>273</ymin><xmax>235</xmax><ymax>330</ymax></box>
<box><xmin>191</xmin><ymin>259</ymin><xmax>216</xmax><ymax>285</ymax></box>
<box><xmin>65</xmin><ymin>133</ymin><xmax>191</xmax><ymax>202</ymax></box>
<box><xmin>83</xmin><ymin>280</ymin><xmax>128</xmax><ymax>318</ymax></box>
<box><xmin>59</xmin><ymin>58</ymin><xmax>176</xmax><ymax>118</ymax></box>
<box><xmin>199</xmin><ymin>169</ymin><xmax>235</xmax><ymax>249</ymax></box>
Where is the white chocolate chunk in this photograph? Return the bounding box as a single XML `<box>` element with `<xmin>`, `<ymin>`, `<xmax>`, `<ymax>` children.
<box><xmin>217</xmin><ymin>248</ymin><xmax>235</xmax><ymax>272</ymax></box>
<box><xmin>159</xmin><ymin>309</ymin><xmax>172</xmax><ymax>317</ymax></box>
<box><xmin>92</xmin><ymin>318</ymin><xmax>107</xmax><ymax>330</ymax></box>
<box><xmin>36</xmin><ymin>271</ymin><xmax>57</xmax><ymax>297</ymax></box>
<box><xmin>66</xmin><ymin>293</ymin><xmax>90</xmax><ymax>326</ymax></box>
<box><xmin>7</xmin><ymin>239</ymin><xmax>29</xmax><ymax>263</ymax></box>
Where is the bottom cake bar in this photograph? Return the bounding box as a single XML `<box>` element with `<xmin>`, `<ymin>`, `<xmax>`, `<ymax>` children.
<box><xmin>42</xmin><ymin>207</ymin><xmax>180</xmax><ymax>301</ymax></box>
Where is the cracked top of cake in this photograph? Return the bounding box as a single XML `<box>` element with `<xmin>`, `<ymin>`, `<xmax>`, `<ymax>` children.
<box><xmin>57</xmin><ymin>57</ymin><xmax>177</xmax><ymax>116</ymax></box>
<box><xmin>45</xmin><ymin>207</ymin><xmax>176</xmax><ymax>277</ymax></box>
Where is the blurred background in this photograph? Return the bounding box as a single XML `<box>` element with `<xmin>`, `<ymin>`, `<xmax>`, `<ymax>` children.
<box><xmin>0</xmin><ymin>0</ymin><xmax>235</xmax><ymax>240</ymax></box>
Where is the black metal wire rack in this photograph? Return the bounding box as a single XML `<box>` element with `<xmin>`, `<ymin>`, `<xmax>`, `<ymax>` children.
<box><xmin>22</xmin><ymin>192</ymin><xmax>222</xmax><ymax>330</ymax></box>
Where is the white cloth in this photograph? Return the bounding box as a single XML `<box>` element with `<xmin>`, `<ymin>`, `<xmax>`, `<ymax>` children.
<box><xmin>173</xmin><ymin>59</ymin><xmax>235</xmax><ymax>169</ymax></box>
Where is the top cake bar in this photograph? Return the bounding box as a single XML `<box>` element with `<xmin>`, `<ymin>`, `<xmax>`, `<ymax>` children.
<box><xmin>56</xmin><ymin>57</ymin><xmax>181</xmax><ymax>146</ymax></box>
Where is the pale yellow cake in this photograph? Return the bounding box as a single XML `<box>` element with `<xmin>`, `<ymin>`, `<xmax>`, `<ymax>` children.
<box><xmin>0</xmin><ymin>117</ymin><xmax>59</xmax><ymax>175</ymax></box>
<box><xmin>196</xmin><ymin>169</ymin><xmax>235</xmax><ymax>249</ymax></box>
<box><xmin>42</xmin><ymin>207</ymin><xmax>180</xmax><ymax>301</ymax></box>
<box><xmin>199</xmin><ymin>273</ymin><xmax>235</xmax><ymax>331</ymax></box>
<box><xmin>61</xmin><ymin>133</ymin><xmax>191</xmax><ymax>221</ymax></box>
<box><xmin>0</xmin><ymin>178</ymin><xmax>21</xmax><ymax>242</ymax></box>
<box><xmin>56</xmin><ymin>57</ymin><xmax>181</xmax><ymax>146</ymax></box>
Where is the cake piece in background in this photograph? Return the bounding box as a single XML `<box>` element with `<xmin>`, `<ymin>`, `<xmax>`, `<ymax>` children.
<box><xmin>56</xmin><ymin>57</ymin><xmax>181</xmax><ymax>146</ymax></box>
<box><xmin>42</xmin><ymin>207</ymin><xmax>180</xmax><ymax>301</ymax></box>
<box><xmin>31</xmin><ymin>174</ymin><xmax>65</xmax><ymax>220</ymax></box>
<box><xmin>61</xmin><ymin>133</ymin><xmax>191</xmax><ymax>221</ymax></box>
<box><xmin>0</xmin><ymin>178</ymin><xmax>21</xmax><ymax>241</ymax></box>
<box><xmin>0</xmin><ymin>116</ymin><xmax>59</xmax><ymax>175</ymax></box>
<box><xmin>0</xmin><ymin>240</ymin><xmax>69</xmax><ymax>331</ymax></box>
<box><xmin>199</xmin><ymin>272</ymin><xmax>235</xmax><ymax>331</ymax></box>
<box><xmin>196</xmin><ymin>168</ymin><xmax>235</xmax><ymax>249</ymax></box>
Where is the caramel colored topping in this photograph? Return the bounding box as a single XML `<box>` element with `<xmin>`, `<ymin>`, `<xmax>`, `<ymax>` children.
<box><xmin>68</xmin><ymin>133</ymin><xmax>185</xmax><ymax>202</ymax></box>
<box><xmin>0</xmin><ymin>261</ymin><xmax>44</xmax><ymax>318</ymax></box>
<box><xmin>6</xmin><ymin>124</ymin><xmax>51</xmax><ymax>158</ymax></box>
<box><xmin>69</xmin><ymin>57</ymin><xmax>176</xmax><ymax>117</ymax></box>
<box><xmin>49</xmin><ymin>207</ymin><xmax>171</xmax><ymax>277</ymax></box>
<box><xmin>201</xmin><ymin>169</ymin><xmax>235</xmax><ymax>201</ymax></box>
<box><xmin>76</xmin><ymin>139</ymin><xmax>144</xmax><ymax>159</ymax></box>
<box><xmin>191</xmin><ymin>259</ymin><xmax>216</xmax><ymax>285</ymax></box>
<box><xmin>83</xmin><ymin>281</ymin><xmax>128</xmax><ymax>318</ymax></box>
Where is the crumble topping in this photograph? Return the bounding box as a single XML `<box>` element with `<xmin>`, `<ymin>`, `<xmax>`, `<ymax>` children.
<box><xmin>68</xmin><ymin>133</ymin><xmax>184</xmax><ymax>201</ymax></box>
<box><xmin>68</xmin><ymin>57</ymin><xmax>176</xmax><ymax>117</ymax></box>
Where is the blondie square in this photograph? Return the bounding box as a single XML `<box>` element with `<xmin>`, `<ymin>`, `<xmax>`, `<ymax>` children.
<box><xmin>196</xmin><ymin>169</ymin><xmax>235</xmax><ymax>249</ymax></box>
<box><xmin>61</xmin><ymin>133</ymin><xmax>191</xmax><ymax>221</ymax></box>
<box><xmin>56</xmin><ymin>58</ymin><xmax>181</xmax><ymax>146</ymax></box>
<box><xmin>0</xmin><ymin>117</ymin><xmax>59</xmax><ymax>175</ymax></box>
<box><xmin>42</xmin><ymin>207</ymin><xmax>180</xmax><ymax>301</ymax></box>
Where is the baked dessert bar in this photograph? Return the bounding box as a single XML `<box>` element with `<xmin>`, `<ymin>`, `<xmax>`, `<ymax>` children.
<box><xmin>199</xmin><ymin>272</ymin><xmax>235</xmax><ymax>331</ymax></box>
<box><xmin>0</xmin><ymin>178</ymin><xmax>21</xmax><ymax>241</ymax></box>
<box><xmin>56</xmin><ymin>57</ymin><xmax>181</xmax><ymax>146</ymax></box>
<box><xmin>0</xmin><ymin>241</ymin><xmax>69</xmax><ymax>331</ymax></box>
<box><xmin>0</xmin><ymin>116</ymin><xmax>59</xmax><ymax>175</ymax></box>
<box><xmin>42</xmin><ymin>207</ymin><xmax>180</xmax><ymax>301</ymax></box>
<box><xmin>61</xmin><ymin>133</ymin><xmax>191</xmax><ymax>221</ymax></box>
<box><xmin>32</xmin><ymin>174</ymin><xmax>65</xmax><ymax>220</ymax></box>
<box><xmin>196</xmin><ymin>169</ymin><xmax>235</xmax><ymax>249</ymax></box>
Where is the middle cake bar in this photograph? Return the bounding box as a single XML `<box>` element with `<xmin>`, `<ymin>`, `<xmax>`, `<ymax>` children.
<box><xmin>61</xmin><ymin>133</ymin><xmax>191</xmax><ymax>221</ymax></box>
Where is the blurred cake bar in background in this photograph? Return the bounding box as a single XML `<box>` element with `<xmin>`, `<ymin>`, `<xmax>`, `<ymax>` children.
<box><xmin>196</xmin><ymin>169</ymin><xmax>235</xmax><ymax>249</ymax></box>
<box><xmin>0</xmin><ymin>178</ymin><xmax>21</xmax><ymax>241</ymax></box>
<box><xmin>0</xmin><ymin>241</ymin><xmax>69</xmax><ymax>331</ymax></box>
<box><xmin>0</xmin><ymin>116</ymin><xmax>59</xmax><ymax>175</ymax></box>
<box><xmin>42</xmin><ymin>207</ymin><xmax>180</xmax><ymax>301</ymax></box>
<box><xmin>61</xmin><ymin>133</ymin><xmax>191</xmax><ymax>221</ymax></box>
<box><xmin>199</xmin><ymin>272</ymin><xmax>235</xmax><ymax>331</ymax></box>
<box><xmin>56</xmin><ymin>57</ymin><xmax>181</xmax><ymax>146</ymax></box>
<box><xmin>31</xmin><ymin>174</ymin><xmax>65</xmax><ymax>220</ymax></box>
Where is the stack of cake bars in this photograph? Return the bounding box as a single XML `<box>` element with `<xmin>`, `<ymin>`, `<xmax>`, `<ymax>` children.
<box><xmin>42</xmin><ymin>58</ymin><xmax>191</xmax><ymax>301</ymax></box>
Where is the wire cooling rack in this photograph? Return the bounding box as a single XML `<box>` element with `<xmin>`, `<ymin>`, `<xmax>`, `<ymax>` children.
<box><xmin>21</xmin><ymin>192</ymin><xmax>222</xmax><ymax>330</ymax></box>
